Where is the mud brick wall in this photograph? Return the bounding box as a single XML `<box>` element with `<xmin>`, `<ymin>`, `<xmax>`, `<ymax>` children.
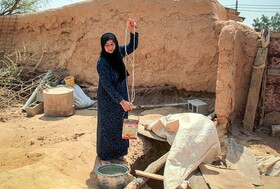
<box><xmin>265</xmin><ymin>36</ymin><xmax>280</xmax><ymax>113</ymax></box>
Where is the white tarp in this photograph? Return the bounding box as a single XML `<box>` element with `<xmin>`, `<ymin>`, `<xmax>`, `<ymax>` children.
<box><xmin>148</xmin><ymin>113</ymin><xmax>221</xmax><ymax>189</ymax></box>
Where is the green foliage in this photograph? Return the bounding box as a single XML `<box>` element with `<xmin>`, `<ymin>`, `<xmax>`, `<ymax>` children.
<box><xmin>252</xmin><ymin>13</ymin><xmax>280</xmax><ymax>31</ymax></box>
<box><xmin>0</xmin><ymin>0</ymin><xmax>47</xmax><ymax>15</ymax></box>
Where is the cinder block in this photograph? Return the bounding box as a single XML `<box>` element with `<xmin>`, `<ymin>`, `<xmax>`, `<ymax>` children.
<box><xmin>187</xmin><ymin>99</ymin><xmax>208</xmax><ymax>115</ymax></box>
<box><xmin>272</xmin><ymin>125</ymin><xmax>280</xmax><ymax>137</ymax></box>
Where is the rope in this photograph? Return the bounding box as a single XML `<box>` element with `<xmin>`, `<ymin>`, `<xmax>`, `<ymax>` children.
<box><xmin>124</xmin><ymin>21</ymin><xmax>136</xmax><ymax>104</ymax></box>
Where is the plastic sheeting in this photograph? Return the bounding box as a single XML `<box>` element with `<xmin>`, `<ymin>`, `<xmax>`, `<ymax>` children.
<box><xmin>73</xmin><ymin>84</ymin><xmax>96</xmax><ymax>109</ymax></box>
<box><xmin>256</xmin><ymin>156</ymin><xmax>280</xmax><ymax>177</ymax></box>
<box><xmin>148</xmin><ymin>113</ymin><xmax>221</xmax><ymax>189</ymax></box>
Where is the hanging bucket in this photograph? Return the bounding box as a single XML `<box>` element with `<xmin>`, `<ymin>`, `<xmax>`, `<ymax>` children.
<box><xmin>95</xmin><ymin>163</ymin><xmax>129</xmax><ymax>189</ymax></box>
<box><xmin>122</xmin><ymin>119</ymin><xmax>139</xmax><ymax>139</ymax></box>
<box><xmin>64</xmin><ymin>76</ymin><xmax>75</xmax><ymax>87</ymax></box>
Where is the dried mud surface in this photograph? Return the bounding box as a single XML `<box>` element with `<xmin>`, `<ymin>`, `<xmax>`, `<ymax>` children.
<box><xmin>0</xmin><ymin>106</ymin><xmax>279</xmax><ymax>189</ymax></box>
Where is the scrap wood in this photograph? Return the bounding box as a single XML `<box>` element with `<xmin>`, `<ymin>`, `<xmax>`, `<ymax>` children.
<box><xmin>33</xmin><ymin>50</ymin><xmax>45</xmax><ymax>72</ymax></box>
<box><xmin>0</xmin><ymin>49</ymin><xmax>48</xmax><ymax>109</ymax></box>
<box><xmin>124</xmin><ymin>152</ymin><xmax>169</xmax><ymax>189</ymax></box>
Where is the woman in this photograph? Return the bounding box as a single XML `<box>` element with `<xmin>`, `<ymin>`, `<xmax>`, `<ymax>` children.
<box><xmin>96</xmin><ymin>18</ymin><xmax>138</xmax><ymax>165</ymax></box>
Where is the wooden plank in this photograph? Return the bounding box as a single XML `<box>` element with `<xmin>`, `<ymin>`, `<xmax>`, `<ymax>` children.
<box><xmin>125</xmin><ymin>152</ymin><xmax>168</xmax><ymax>189</ymax></box>
<box><xmin>135</xmin><ymin>170</ymin><xmax>164</xmax><ymax>181</ymax></box>
<box><xmin>259</xmin><ymin>65</ymin><xmax>267</xmax><ymax>127</ymax></box>
<box><xmin>267</xmin><ymin>68</ymin><xmax>280</xmax><ymax>76</ymax></box>
<box><xmin>199</xmin><ymin>164</ymin><xmax>255</xmax><ymax>189</ymax></box>
<box><xmin>226</xmin><ymin>137</ymin><xmax>263</xmax><ymax>186</ymax></box>
<box><xmin>243</xmin><ymin>47</ymin><xmax>268</xmax><ymax>132</ymax></box>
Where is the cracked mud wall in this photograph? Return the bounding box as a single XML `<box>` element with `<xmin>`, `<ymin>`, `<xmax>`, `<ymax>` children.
<box><xmin>7</xmin><ymin>0</ymin><xmax>229</xmax><ymax>92</ymax></box>
<box><xmin>216</xmin><ymin>22</ymin><xmax>259</xmax><ymax>130</ymax></box>
<box><xmin>1</xmin><ymin>0</ymin><xmax>260</xmax><ymax>132</ymax></box>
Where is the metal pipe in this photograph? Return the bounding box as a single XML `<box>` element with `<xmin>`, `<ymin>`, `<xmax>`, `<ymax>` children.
<box><xmin>22</xmin><ymin>70</ymin><xmax>52</xmax><ymax>111</ymax></box>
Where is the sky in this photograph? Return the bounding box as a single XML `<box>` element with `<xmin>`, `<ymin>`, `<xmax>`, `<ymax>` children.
<box><xmin>218</xmin><ymin>0</ymin><xmax>280</xmax><ymax>27</ymax></box>
<box><xmin>39</xmin><ymin>0</ymin><xmax>83</xmax><ymax>10</ymax></box>
<box><xmin>41</xmin><ymin>0</ymin><xmax>280</xmax><ymax>28</ymax></box>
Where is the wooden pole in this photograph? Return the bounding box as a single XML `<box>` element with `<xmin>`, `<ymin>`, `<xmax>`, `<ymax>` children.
<box><xmin>135</xmin><ymin>170</ymin><xmax>164</xmax><ymax>181</ymax></box>
<box><xmin>135</xmin><ymin>102</ymin><xmax>188</xmax><ymax>109</ymax></box>
<box><xmin>124</xmin><ymin>152</ymin><xmax>169</xmax><ymax>189</ymax></box>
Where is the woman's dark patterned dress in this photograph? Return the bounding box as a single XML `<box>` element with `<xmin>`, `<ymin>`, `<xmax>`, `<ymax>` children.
<box><xmin>96</xmin><ymin>33</ymin><xmax>138</xmax><ymax>161</ymax></box>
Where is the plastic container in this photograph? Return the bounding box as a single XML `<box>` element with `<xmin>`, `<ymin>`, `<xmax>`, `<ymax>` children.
<box><xmin>95</xmin><ymin>163</ymin><xmax>129</xmax><ymax>189</ymax></box>
<box><xmin>64</xmin><ymin>76</ymin><xmax>75</xmax><ymax>87</ymax></box>
<box><xmin>122</xmin><ymin>119</ymin><xmax>139</xmax><ymax>139</ymax></box>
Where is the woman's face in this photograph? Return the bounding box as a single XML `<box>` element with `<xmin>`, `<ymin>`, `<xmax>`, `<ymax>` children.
<box><xmin>104</xmin><ymin>39</ymin><xmax>116</xmax><ymax>54</ymax></box>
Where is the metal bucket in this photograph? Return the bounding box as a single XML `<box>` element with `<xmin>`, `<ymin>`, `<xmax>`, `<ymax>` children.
<box><xmin>95</xmin><ymin>163</ymin><xmax>129</xmax><ymax>189</ymax></box>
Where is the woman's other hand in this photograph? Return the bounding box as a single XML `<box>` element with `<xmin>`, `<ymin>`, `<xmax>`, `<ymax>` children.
<box><xmin>128</xmin><ymin>18</ymin><xmax>136</xmax><ymax>34</ymax></box>
<box><xmin>120</xmin><ymin>99</ymin><xmax>133</xmax><ymax>112</ymax></box>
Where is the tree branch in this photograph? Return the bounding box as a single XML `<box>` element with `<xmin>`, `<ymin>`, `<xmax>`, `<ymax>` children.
<box><xmin>7</xmin><ymin>0</ymin><xmax>21</xmax><ymax>15</ymax></box>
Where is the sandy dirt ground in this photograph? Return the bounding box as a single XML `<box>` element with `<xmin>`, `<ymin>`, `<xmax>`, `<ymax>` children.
<box><xmin>0</xmin><ymin>106</ymin><xmax>279</xmax><ymax>189</ymax></box>
<box><xmin>0</xmin><ymin>106</ymin><xmax>184</xmax><ymax>189</ymax></box>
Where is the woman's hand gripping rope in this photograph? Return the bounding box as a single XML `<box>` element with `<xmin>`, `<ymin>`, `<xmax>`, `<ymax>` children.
<box><xmin>128</xmin><ymin>18</ymin><xmax>136</xmax><ymax>34</ymax></box>
<box><xmin>120</xmin><ymin>99</ymin><xmax>133</xmax><ymax>112</ymax></box>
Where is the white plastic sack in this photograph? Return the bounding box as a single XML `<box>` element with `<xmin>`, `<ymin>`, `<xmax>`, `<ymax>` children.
<box><xmin>161</xmin><ymin>113</ymin><xmax>221</xmax><ymax>189</ymax></box>
<box><xmin>73</xmin><ymin>84</ymin><xmax>96</xmax><ymax>109</ymax></box>
<box><xmin>147</xmin><ymin>114</ymin><xmax>183</xmax><ymax>145</ymax></box>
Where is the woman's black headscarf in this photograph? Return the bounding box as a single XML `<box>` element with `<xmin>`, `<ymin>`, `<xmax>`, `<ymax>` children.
<box><xmin>100</xmin><ymin>33</ymin><xmax>128</xmax><ymax>82</ymax></box>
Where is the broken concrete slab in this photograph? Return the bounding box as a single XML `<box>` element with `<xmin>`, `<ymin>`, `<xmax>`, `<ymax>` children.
<box><xmin>199</xmin><ymin>163</ymin><xmax>255</xmax><ymax>189</ymax></box>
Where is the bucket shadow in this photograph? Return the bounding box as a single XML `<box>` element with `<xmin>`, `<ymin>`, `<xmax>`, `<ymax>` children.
<box><xmin>86</xmin><ymin>157</ymin><xmax>101</xmax><ymax>189</ymax></box>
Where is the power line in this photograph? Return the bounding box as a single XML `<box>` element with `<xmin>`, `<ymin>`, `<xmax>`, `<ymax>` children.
<box><xmin>237</xmin><ymin>9</ymin><xmax>279</xmax><ymax>13</ymax></box>
<box><xmin>240</xmin><ymin>7</ymin><xmax>279</xmax><ymax>10</ymax></box>
<box><xmin>239</xmin><ymin>4</ymin><xmax>280</xmax><ymax>7</ymax></box>
<box><xmin>226</xmin><ymin>6</ymin><xmax>280</xmax><ymax>10</ymax></box>
<box><xmin>225</xmin><ymin>4</ymin><xmax>280</xmax><ymax>7</ymax></box>
<box><xmin>224</xmin><ymin>2</ymin><xmax>280</xmax><ymax>13</ymax></box>
<box><xmin>226</xmin><ymin>7</ymin><xmax>279</xmax><ymax>13</ymax></box>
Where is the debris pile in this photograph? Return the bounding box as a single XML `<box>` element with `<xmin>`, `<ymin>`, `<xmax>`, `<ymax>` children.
<box><xmin>0</xmin><ymin>50</ymin><xmax>45</xmax><ymax>109</ymax></box>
